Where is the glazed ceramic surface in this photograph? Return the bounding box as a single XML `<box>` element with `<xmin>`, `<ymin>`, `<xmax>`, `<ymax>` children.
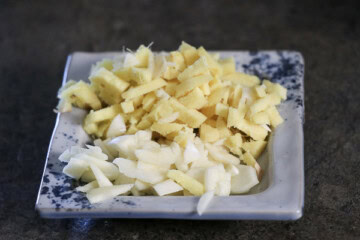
<box><xmin>36</xmin><ymin>51</ymin><xmax>304</xmax><ymax>220</ymax></box>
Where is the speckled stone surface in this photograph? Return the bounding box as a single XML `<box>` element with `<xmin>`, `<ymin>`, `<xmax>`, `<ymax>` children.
<box><xmin>0</xmin><ymin>0</ymin><xmax>359</xmax><ymax>239</ymax></box>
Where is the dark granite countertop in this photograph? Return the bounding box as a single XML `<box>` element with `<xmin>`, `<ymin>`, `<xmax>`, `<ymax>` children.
<box><xmin>0</xmin><ymin>0</ymin><xmax>359</xmax><ymax>239</ymax></box>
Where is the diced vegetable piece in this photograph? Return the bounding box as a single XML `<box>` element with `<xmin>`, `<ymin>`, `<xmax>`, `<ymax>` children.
<box><xmin>216</xmin><ymin>172</ymin><xmax>231</xmax><ymax>196</ymax></box>
<box><xmin>250</xmin><ymin>111</ymin><xmax>270</xmax><ymax>125</ymax></box>
<box><xmin>123</xmin><ymin>53</ymin><xmax>139</xmax><ymax>68</ymax></box>
<box><xmin>242</xmin><ymin>140</ymin><xmax>267</xmax><ymax>159</ymax></box>
<box><xmin>175</xmin><ymin>74</ymin><xmax>213</xmax><ymax>98</ymax></box>
<box><xmin>186</xmin><ymin>168</ymin><xmax>206</xmax><ymax>183</ymax></box>
<box><xmin>142</xmin><ymin>92</ymin><xmax>157</xmax><ymax>112</ymax></box>
<box><xmin>135</xmin><ymin>179</ymin><xmax>152</xmax><ymax>191</ymax></box>
<box><xmin>156</xmin><ymin>88</ymin><xmax>170</xmax><ymax>100</ymax></box>
<box><xmin>200</xmin><ymin>124</ymin><xmax>220</xmax><ymax>143</ymax></box>
<box><xmin>204</xmin><ymin>164</ymin><xmax>224</xmax><ymax>192</ymax></box>
<box><xmin>200</xmin><ymin>82</ymin><xmax>211</xmax><ymax>96</ymax></box>
<box><xmin>215</xmin><ymin>103</ymin><xmax>229</xmax><ymax>118</ymax></box>
<box><xmin>113</xmin><ymin>158</ymin><xmax>138</xmax><ymax>178</ymax></box>
<box><xmin>136</xmin><ymin>161</ymin><xmax>167</xmax><ymax>184</ymax></box>
<box><xmin>227</xmin><ymin>107</ymin><xmax>244</xmax><ymax>128</ymax></box>
<box><xmin>216</xmin><ymin>117</ymin><xmax>232</xmax><ymax>139</ymax></box>
<box><xmin>58</xmin><ymin>149</ymin><xmax>71</xmax><ymax>162</ymax></box>
<box><xmin>222</xmin><ymin>72</ymin><xmax>260</xmax><ymax>87</ymax></box>
<box><xmin>226</xmin><ymin>164</ymin><xmax>239</xmax><ymax>176</ymax></box>
<box><xmin>114</xmin><ymin>173</ymin><xmax>135</xmax><ymax>185</ymax></box>
<box><xmin>206</xmin><ymin>87</ymin><xmax>227</xmax><ymax>107</ymax></box>
<box><xmin>178</xmin><ymin>87</ymin><xmax>207</xmax><ymax>109</ymax></box>
<box><xmin>93</xmin><ymin>139</ymin><xmax>116</xmax><ymax>161</ymax></box>
<box><xmin>177</xmin><ymin>56</ymin><xmax>209</xmax><ymax>81</ymax></box>
<box><xmin>197</xmin><ymin>191</ymin><xmax>214</xmax><ymax>215</ymax></box>
<box><xmin>108</xmin><ymin>135</ymin><xmax>138</xmax><ymax>159</ymax></box>
<box><xmin>76</xmin><ymin>181</ymin><xmax>99</xmax><ymax>193</ymax></box>
<box><xmin>158</xmin><ymin>112</ymin><xmax>179</xmax><ymax>124</ymax></box>
<box><xmin>179</xmin><ymin>41</ymin><xmax>199</xmax><ymax>66</ymax></box>
<box><xmin>197</xmin><ymin>47</ymin><xmax>223</xmax><ymax>76</ymax></box>
<box><xmin>130</xmin><ymin>67</ymin><xmax>152</xmax><ymax>84</ymax></box>
<box><xmin>265</xmin><ymin>106</ymin><xmax>284</xmax><ymax>127</ymax></box>
<box><xmin>255</xmin><ymin>84</ymin><xmax>267</xmax><ymax>98</ymax></box>
<box><xmin>80</xmin><ymin>170</ymin><xmax>96</xmax><ymax>182</ymax></box>
<box><xmin>135</xmin><ymin>147</ymin><xmax>176</xmax><ymax>167</ymax></box>
<box><xmin>263</xmin><ymin>80</ymin><xmax>287</xmax><ymax>100</ymax></box>
<box><xmin>172</xmin><ymin>128</ymin><xmax>195</xmax><ymax>148</ymax></box>
<box><xmin>169</xmin><ymin>51</ymin><xmax>186</xmax><ymax>72</ymax></box>
<box><xmin>91</xmin><ymin>59</ymin><xmax>114</xmax><ymax>74</ymax></box>
<box><xmin>90</xmin><ymin>163</ymin><xmax>113</xmax><ymax>187</ymax></box>
<box><xmin>75</xmin><ymin>153</ymin><xmax>118</xmax><ymax>179</ymax></box>
<box><xmin>84</xmin><ymin>104</ymin><xmax>121</xmax><ymax>124</ymax></box>
<box><xmin>190</xmin><ymin>157</ymin><xmax>217</xmax><ymax>169</ymax></box>
<box><xmin>106</xmin><ymin>114</ymin><xmax>126</xmax><ymax>138</ymax></box>
<box><xmin>231</xmin><ymin>165</ymin><xmax>259</xmax><ymax>194</ymax></box>
<box><xmin>219</xmin><ymin>57</ymin><xmax>235</xmax><ymax>75</ymax></box>
<box><xmin>121</xmin><ymin>101</ymin><xmax>134</xmax><ymax>113</ymax></box>
<box><xmin>183</xmin><ymin>141</ymin><xmax>202</xmax><ymax>164</ymax></box>
<box><xmin>205</xmin><ymin>144</ymin><xmax>240</xmax><ymax>165</ymax></box>
<box><xmin>169</xmin><ymin>98</ymin><xmax>207</xmax><ymax>128</ymax></box>
<box><xmin>86</xmin><ymin>184</ymin><xmax>134</xmax><ymax>204</ymax></box>
<box><xmin>151</xmin><ymin>122</ymin><xmax>184</xmax><ymax>136</ymax></box>
<box><xmin>243</xmin><ymin>151</ymin><xmax>262</xmax><ymax>177</ymax></box>
<box><xmin>249</xmin><ymin>94</ymin><xmax>280</xmax><ymax>115</ymax></box>
<box><xmin>129</xmin><ymin>108</ymin><xmax>147</xmax><ymax>124</ymax></box>
<box><xmin>153</xmin><ymin>179</ymin><xmax>183</xmax><ymax>196</ymax></box>
<box><xmin>59</xmin><ymin>80</ymin><xmax>102</xmax><ymax>110</ymax></box>
<box><xmin>113</xmin><ymin>67</ymin><xmax>132</xmax><ymax>82</ymax></box>
<box><xmin>122</xmin><ymin>78</ymin><xmax>167</xmax><ymax>100</ymax></box>
<box><xmin>230</xmin><ymin>85</ymin><xmax>242</xmax><ymax>108</ymax></box>
<box><xmin>56</xmin><ymin>98</ymin><xmax>72</xmax><ymax>113</ymax></box>
<box><xmin>234</xmin><ymin>118</ymin><xmax>268</xmax><ymax>141</ymax></box>
<box><xmin>167</xmin><ymin>170</ymin><xmax>205</xmax><ymax>196</ymax></box>
<box><xmin>90</xmin><ymin>68</ymin><xmax>130</xmax><ymax>105</ymax></box>
<box><xmin>224</xmin><ymin>133</ymin><xmax>243</xmax><ymax>155</ymax></box>
<box><xmin>63</xmin><ymin>158</ymin><xmax>88</xmax><ymax>180</ymax></box>
<box><xmin>135</xmin><ymin>45</ymin><xmax>151</xmax><ymax>67</ymax></box>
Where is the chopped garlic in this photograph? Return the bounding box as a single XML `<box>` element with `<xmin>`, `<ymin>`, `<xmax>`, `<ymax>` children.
<box><xmin>197</xmin><ymin>191</ymin><xmax>214</xmax><ymax>215</ymax></box>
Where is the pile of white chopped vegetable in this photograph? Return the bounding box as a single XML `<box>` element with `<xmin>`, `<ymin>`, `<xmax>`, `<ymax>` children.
<box><xmin>57</xmin><ymin>42</ymin><xmax>287</xmax><ymax>215</ymax></box>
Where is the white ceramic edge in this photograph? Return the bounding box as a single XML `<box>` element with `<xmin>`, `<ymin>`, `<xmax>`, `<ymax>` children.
<box><xmin>36</xmin><ymin>51</ymin><xmax>304</xmax><ymax>220</ymax></box>
<box><xmin>35</xmin><ymin>54</ymin><xmax>72</xmax><ymax>206</ymax></box>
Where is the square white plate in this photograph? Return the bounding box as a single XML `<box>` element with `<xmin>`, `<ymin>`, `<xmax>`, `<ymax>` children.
<box><xmin>36</xmin><ymin>50</ymin><xmax>304</xmax><ymax>220</ymax></box>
